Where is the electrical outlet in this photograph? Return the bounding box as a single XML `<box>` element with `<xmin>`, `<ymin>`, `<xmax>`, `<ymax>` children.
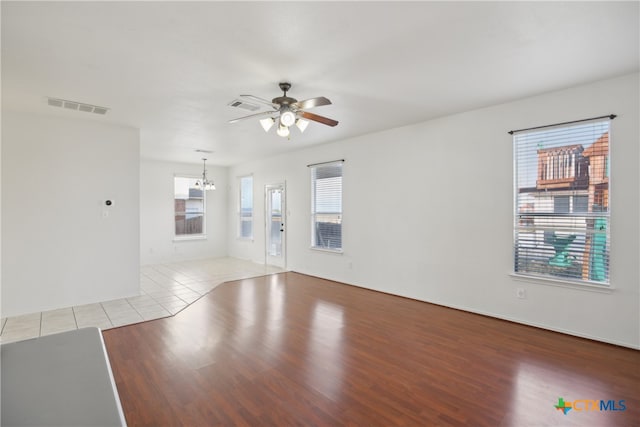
<box><xmin>516</xmin><ymin>288</ymin><xmax>527</xmax><ymax>299</ymax></box>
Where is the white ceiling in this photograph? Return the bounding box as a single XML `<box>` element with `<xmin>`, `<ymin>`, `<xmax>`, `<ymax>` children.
<box><xmin>2</xmin><ymin>1</ymin><xmax>638</xmax><ymax>166</ymax></box>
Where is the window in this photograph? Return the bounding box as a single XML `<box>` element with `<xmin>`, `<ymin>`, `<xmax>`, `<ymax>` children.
<box><xmin>238</xmin><ymin>175</ymin><xmax>253</xmax><ymax>239</ymax></box>
<box><xmin>310</xmin><ymin>161</ymin><xmax>343</xmax><ymax>251</ymax></box>
<box><xmin>174</xmin><ymin>176</ymin><xmax>205</xmax><ymax>238</ymax></box>
<box><xmin>513</xmin><ymin>119</ymin><xmax>611</xmax><ymax>285</ymax></box>
<box><xmin>574</xmin><ymin>195</ymin><xmax>589</xmax><ymax>213</ymax></box>
<box><xmin>553</xmin><ymin>196</ymin><xmax>570</xmax><ymax>213</ymax></box>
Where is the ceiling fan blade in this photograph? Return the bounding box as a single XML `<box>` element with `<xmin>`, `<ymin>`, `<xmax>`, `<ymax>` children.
<box><xmin>240</xmin><ymin>94</ymin><xmax>278</xmax><ymax>109</ymax></box>
<box><xmin>292</xmin><ymin>96</ymin><xmax>332</xmax><ymax>110</ymax></box>
<box><xmin>299</xmin><ymin>111</ymin><xmax>339</xmax><ymax>127</ymax></box>
<box><xmin>229</xmin><ymin>110</ymin><xmax>276</xmax><ymax>124</ymax></box>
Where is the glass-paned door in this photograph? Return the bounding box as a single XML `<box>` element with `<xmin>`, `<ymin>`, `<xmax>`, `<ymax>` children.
<box><xmin>266</xmin><ymin>184</ymin><xmax>286</xmax><ymax>268</ymax></box>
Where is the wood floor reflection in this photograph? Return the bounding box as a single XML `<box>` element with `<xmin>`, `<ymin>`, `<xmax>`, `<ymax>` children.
<box><xmin>103</xmin><ymin>272</ymin><xmax>639</xmax><ymax>426</ymax></box>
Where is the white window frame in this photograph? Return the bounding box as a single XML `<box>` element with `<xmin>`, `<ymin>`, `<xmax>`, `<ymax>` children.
<box><xmin>512</xmin><ymin>118</ymin><xmax>612</xmax><ymax>287</ymax></box>
<box><xmin>174</xmin><ymin>175</ymin><xmax>206</xmax><ymax>241</ymax></box>
<box><xmin>310</xmin><ymin>160</ymin><xmax>344</xmax><ymax>253</ymax></box>
<box><xmin>238</xmin><ymin>174</ymin><xmax>254</xmax><ymax>240</ymax></box>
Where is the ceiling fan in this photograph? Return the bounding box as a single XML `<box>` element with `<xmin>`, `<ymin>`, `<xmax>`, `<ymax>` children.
<box><xmin>229</xmin><ymin>82</ymin><xmax>338</xmax><ymax>138</ymax></box>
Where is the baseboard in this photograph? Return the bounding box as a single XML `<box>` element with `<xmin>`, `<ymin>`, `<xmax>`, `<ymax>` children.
<box><xmin>290</xmin><ymin>270</ymin><xmax>640</xmax><ymax>350</ymax></box>
<box><xmin>439</xmin><ymin>302</ymin><xmax>640</xmax><ymax>350</ymax></box>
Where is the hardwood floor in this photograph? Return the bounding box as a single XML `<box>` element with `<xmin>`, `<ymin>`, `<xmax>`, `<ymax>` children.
<box><xmin>103</xmin><ymin>272</ymin><xmax>639</xmax><ymax>426</ymax></box>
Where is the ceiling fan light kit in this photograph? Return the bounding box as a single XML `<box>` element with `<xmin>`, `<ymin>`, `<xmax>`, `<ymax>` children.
<box><xmin>276</xmin><ymin>124</ymin><xmax>290</xmax><ymax>138</ymax></box>
<box><xmin>295</xmin><ymin>118</ymin><xmax>309</xmax><ymax>133</ymax></box>
<box><xmin>229</xmin><ymin>82</ymin><xmax>338</xmax><ymax>139</ymax></box>
<box><xmin>260</xmin><ymin>117</ymin><xmax>275</xmax><ymax>132</ymax></box>
<box><xmin>280</xmin><ymin>109</ymin><xmax>296</xmax><ymax>127</ymax></box>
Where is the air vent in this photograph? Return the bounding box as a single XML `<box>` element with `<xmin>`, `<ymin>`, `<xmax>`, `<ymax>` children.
<box><xmin>195</xmin><ymin>149</ymin><xmax>213</xmax><ymax>154</ymax></box>
<box><xmin>227</xmin><ymin>99</ymin><xmax>260</xmax><ymax>111</ymax></box>
<box><xmin>64</xmin><ymin>101</ymin><xmax>79</xmax><ymax>110</ymax></box>
<box><xmin>47</xmin><ymin>97</ymin><xmax>110</xmax><ymax>115</ymax></box>
<box><xmin>47</xmin><ymin>98</ymin><xmax>63</xmax><ymax>107</ymax></box>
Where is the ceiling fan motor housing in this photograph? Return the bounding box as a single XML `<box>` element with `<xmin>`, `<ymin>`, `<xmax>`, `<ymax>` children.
<box><xmin>272</xmin><ymin>95</ymin><xmax>297</xmax><ymax>106</ymax></box>
<box><xmin>273</xmin><ymin>82</ymin><xmax>296</xmax><ymax>106</ymax></box>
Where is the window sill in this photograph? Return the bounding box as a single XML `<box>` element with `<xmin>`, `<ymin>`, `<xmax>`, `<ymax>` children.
<box><xmin>173</xmin><ymin>235</ymin><xmax>207</xmax><ymax>242</ymax></box>
<box><xmin>310</xmin><ymin>247</ymin><xmax>343</xmax><ymax>254</ymax></box>
<box><xmin>510</xmin><ymin>273</ymin><xmax>613</xmax><ymax>294</ymax></box>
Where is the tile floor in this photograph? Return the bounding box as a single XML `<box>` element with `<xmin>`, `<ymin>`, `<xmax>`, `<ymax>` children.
<box><xmin>0</xmin><ymin>257</ymin><xmax>282</xmax><ymax>344</ymax></box>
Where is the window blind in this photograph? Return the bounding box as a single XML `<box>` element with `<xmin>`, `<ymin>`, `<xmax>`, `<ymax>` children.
<box><xmin>513</xmin><ymin>119</ymin><xmax>611</xmax><ymax>285</ymax></box>
<box><xmin>310</xmin><ymin>161</ymin><xmax>343</xmax><ymax>251</ymax></box>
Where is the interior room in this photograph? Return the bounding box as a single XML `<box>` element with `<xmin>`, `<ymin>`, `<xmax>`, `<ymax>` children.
<box><xmin>1</xmin><ymin>1</ymin><xmax>638</xmax><ymax>426</ymax></box>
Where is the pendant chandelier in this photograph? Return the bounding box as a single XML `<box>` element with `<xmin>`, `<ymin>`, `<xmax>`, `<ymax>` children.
<box><xmin>195</xmin><ymin>158</ymin><xmax>216</xmax><ymax>191</ymax></box>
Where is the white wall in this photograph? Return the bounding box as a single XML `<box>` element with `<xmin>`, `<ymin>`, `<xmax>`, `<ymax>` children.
<box><xmin>139</xmin><ymin>159</ymin><xmax>227</xmax><ymax>265</ymax></box>
<box><xmin>227</xmin><ymin>73</ymin><xmax>640</xmax><ymax>348</ymax></box>
<box><xmin>2</xmin><ymin>112</ymin><xmax>140</xmax><ymax>317</ymax></box>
